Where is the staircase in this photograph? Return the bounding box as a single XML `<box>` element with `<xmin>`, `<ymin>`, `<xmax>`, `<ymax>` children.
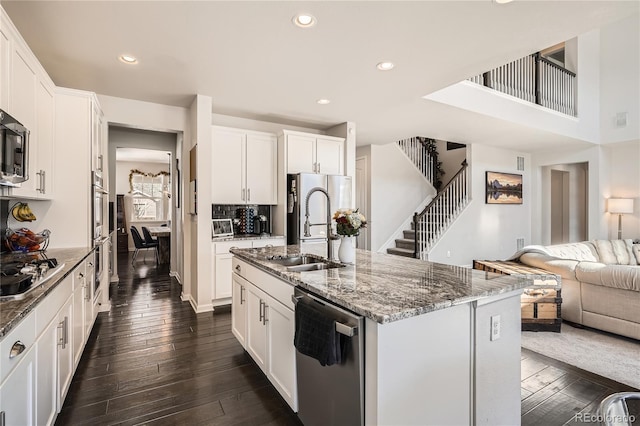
<box><xmin>387</xmin><ymin>137</ymin><xmax>469</xmax><ymax>259</ymax></box>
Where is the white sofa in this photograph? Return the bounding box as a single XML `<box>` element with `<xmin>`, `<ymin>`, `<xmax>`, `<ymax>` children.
<box><xmin>515</xmin><ymin>240</ymin><xmax>640</xmax><ymax>341</ymax></box>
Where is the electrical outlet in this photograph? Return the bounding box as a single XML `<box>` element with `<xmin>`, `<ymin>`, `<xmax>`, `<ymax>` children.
<box><xmin>490</xmin><ymin>315</ymin><xmax>501</xmax><ymax>341</ymax></box>
<box><xmin>447</xmin><ymin>250</ymin><xmax>451</xmax><ymax>258</ymax></box>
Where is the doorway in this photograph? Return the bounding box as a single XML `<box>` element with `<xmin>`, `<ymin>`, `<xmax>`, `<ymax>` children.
<box><xmin>546</xmin><ymin>162</ymin><xmax>588</xmax><ymax>244</ymax></box>
<box><xmin>355</xmin><ymin>156</ymin><xmax>368</xmax><ymax>250</ymax></box>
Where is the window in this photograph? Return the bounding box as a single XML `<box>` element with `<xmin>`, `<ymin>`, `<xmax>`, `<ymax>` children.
<box><xmin>129</xmin><ymin>170</ymin><xmax>171</xmax><ymax>221</ymax></box>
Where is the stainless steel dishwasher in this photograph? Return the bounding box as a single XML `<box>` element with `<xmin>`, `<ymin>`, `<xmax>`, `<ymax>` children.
<box><xmin>292</xmin><ymin>287</ymin><xmax>365</xmax><ymax>426</ymax></box>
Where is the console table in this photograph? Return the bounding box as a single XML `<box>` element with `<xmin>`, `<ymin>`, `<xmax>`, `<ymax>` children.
<box><xmin>473</xmin><ymin>260</ymin><xmax>562</xmax><ymax>332</ymax></box>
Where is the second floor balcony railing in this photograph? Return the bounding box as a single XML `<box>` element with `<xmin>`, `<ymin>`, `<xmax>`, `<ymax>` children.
<box><xmin>468</xmin><ymin>53</ymin><xmax>576</xmax><ymax>116</ymax></box>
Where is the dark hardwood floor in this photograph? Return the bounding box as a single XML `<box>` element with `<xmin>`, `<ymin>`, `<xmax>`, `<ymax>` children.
<box><xmin>57</xmin><ymin>252</ymin><xmax>637</xmax><ymax>425</ymax></box>
<box><xmin>55</xmin><ymin>252</ymin><xmax>301</xmax><ymax>425</ymax></box>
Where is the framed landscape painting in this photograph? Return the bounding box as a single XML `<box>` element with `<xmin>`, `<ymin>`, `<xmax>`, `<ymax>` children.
<box><xmin>486</xmin><ymin>171</ymin><xmax>523</xmax><ymax>204</ymax></box>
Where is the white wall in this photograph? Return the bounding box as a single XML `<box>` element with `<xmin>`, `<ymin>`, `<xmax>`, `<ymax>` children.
<box><xmin>607</xmin><ymin>141</ymin><xmax>640</xmax><ymax>239</ymax></box>
<box><xmin>600</xmin><ymin>13</ymin><xmax>640</xmax><ymax>144</ymax></box>
<box><xmin>429</xmin><ymin>144</ymin><xmax>531</xmax><ymax>266</ymax></box>
<box><xmin>361</xmin><ymin>143</ymin><xmax>435</xmax><ymax>252</ymax></box>
<box><xmin>436</xmin><ymin>140</ymin><xmax>467</xmax><ymax>185</ymax></box>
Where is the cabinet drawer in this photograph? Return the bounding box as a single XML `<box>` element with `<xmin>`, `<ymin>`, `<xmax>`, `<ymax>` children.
<box><xmin>1</xmin><ymin>311</ymin><xmax>36</xmax><ymax>383</ymax></box>
<box><xmin>232</xmin><ymin>258</ymin><xmax>294</xmax><ymax>310</ymax></box>
<box><xmin>214</xmin><ymin>240</ymin><xmax>252</xmax><ymax>254</ymax></box>
<box><xmin>35</xmin><ymin>274</ymin><xmax>73</xmax><ymax>337</ymax></box>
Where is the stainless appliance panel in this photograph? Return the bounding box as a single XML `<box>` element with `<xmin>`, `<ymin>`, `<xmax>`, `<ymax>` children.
<box><xmin>327</xmin><ymin>175</ymin><xmax>352</xmax><ymax>210</ymax></box>
<box><xmin>294</xmin><ymin>288</ymin><xmax>364</xmax><ymax>426</ymax></box>
<box><xmin>0</xmin><ymin>109</ymin><xmax>30</xmax><ymax>186</ymax></box>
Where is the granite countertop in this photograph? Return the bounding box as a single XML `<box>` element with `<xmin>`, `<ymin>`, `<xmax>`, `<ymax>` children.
<box><xmin>0</xmin><ymin>247</ymin><xmax>94</xmax><ymax>338</ymax></box>
<box><xmin>230</xmin><ymin>245</ymin><xmax>531</xmax><ymax>324</ymax></box>
<box><xmin>212</xmin><ymin>234</ymin><xmax>285</xmax><ymax>242</ymax></box>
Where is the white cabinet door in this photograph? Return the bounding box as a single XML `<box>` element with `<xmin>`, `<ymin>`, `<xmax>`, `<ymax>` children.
<box><xmin>35</xmin><ymin>80</ymin><xmax>55</xmax><ymax>198</ymax></box>
<box><xmin>35</xmin><ymin>318</ymin><xmax>57</xmax><ymax>426</ymax></box>
<box><xmin>10</xmin><ymin>47</ymin><xmax>38</xmax><ymax>198</ymax></box>
<box><xmin>72</xmin><ymin>264</ymin><xmax>86</xmax><ymax>366</ymax></box>
<box><xmin>286</xmin><ymin>134</ymin><xmax>316</xmax><ymax>174</ymax></box>
<box><xmin>245</xmin><ymin>283</ymin><xmax>268</xmax><ymax>373</ymax></box>
<box><xmin>231</xmin><ymin>274</ymin><xmax>248</xmax><ymax>347</ymax></box>
<box><xmin>266</xmin><ymin>296</ymin><xmax>297</xmax><ymax>410</ymax></box>
<box><xmin>57</xmin><ymin>297</ymin><xmax>74</xmax><ymax>410</ymax></box>
<box><xmin>0</xmin><ymin>345</ymin><xmax>36</xmax><ymax>426</ymax></box>
<box><xmin>214</xmin><ymin>253</ymin><xmax>233</xmax><ymax>299</ymax></box>
<box><xmin>0</xmin><ymin>23</ymin><xmax>10</xmax><ymax>111</ymax></box>
<box><xmin>212</xmin><ymin>127</ymin><xmax>244</xmax><ymax>204</ymax></box>
<box><xmin>245</xmin><ymin>133</ymin><xmax>277</xmax><ymax>205</ymax></box>
<box><xmin>315</xmin><ymin>137</ymin><xmax>344</xmax><ymax>175</ymax></box>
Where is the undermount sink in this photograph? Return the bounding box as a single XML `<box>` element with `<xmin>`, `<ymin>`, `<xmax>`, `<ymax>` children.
<box><xmin>270</xmin><ymin>255</ymin><xmax>345</xmax><ymax>272</ymax></box>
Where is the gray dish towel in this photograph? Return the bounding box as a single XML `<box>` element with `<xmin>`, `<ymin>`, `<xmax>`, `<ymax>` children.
<box><xmin>294</xmin><ymin>299</ymin><xmax>345</xmax><ymax>366</ymax></box>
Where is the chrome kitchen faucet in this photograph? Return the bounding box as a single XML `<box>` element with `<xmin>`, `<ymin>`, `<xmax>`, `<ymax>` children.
<box><xmin>304</xmin><ymin>187</ymin><xmax>338</xmax><ymax>261</ymax></box>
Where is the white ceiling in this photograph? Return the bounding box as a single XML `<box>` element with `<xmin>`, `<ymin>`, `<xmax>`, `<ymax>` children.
<box><xmin>116</xmin><ymin>148</ymin><xmax>171</xmax><ymax>164</ymax></box>
<box><xmin>3</xmin><ymin>1</ymin><xmax>638</xmax><ymax>151</ymax></box>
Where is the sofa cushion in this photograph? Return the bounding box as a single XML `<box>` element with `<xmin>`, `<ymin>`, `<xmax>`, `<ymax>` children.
<box><xmin>575</xmin><ymin>262</ymin><xmax>640</xmax><ymax>292</ymax></box>
<box><xmin>593</xmin><ymin>240</ymin><xmax>618</xmax><ymax>264</ymax></box>
<box><xmin>519</xmin><ymin>253</ymin><xmax>579</xmax><ymax>280</ymax></box>
<box><xmin>542</xmin><ymin>242</ymin><xmax>599</xmax><ymax>262</ymax></box>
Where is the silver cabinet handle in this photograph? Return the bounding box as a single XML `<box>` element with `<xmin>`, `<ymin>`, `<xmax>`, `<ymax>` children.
<box><xmin>9</xmin><ymin>341</ymin><xmax>26</xmax><ymax>359</ymax></box>
<box><xmin>78</xmin><ymin>272</ymin><xmax>84</xmax><ymax>279</ymax></box>
<box><xmin>263</xmin><ymin>304</ymin><xmax>268</xmax><ymax>325</ymax></box>
<box><xmin>41</xmin><ymin>170</ymin><xmax>46</xmax><ymax>194</ymax></box>
<box><xmin>240</xmin><ymin>285</ymin><xmax>245</xmax><ymax>304</ymax></box>
<box><xmin>235</xmin><ymin>264</ymin><xmax>241</xmax><ymax>273</ymax></box>
<box><xmin>98</xmin><ymin>154</ymin><xmax>103</xmax><ymax>172</ymax></box>
<box><xmin>247</xmin><ymin>188</ymin><xmax>250</xmax><ymax>201</ymax></box>
<box><xmin>313</xmin><ymin>162</ymin><xmax>317</xmax><ymax>173</ymax></box>
<box><xmin>57</xmin><ymin>316</ymin><xmax>68</xmax><ymax>349</ymax></box>
<box><xmin>259</xmin><ymin>300</ymin><xmax>264</xmax><ymax>323</ymax></box>
<box><xmin>317</xmin><ymin>162</ymin><xmax>321</xmax><ymax>173</ymax></box>
<box><xmin>242</xmin><ymin>188</ymin><xmax>245</xmax><ymax>201</ymax></box>
<box><xmin>36</xmin><ymin>171</ymin><xmax>42</xmax><ymax>193</ymax></box>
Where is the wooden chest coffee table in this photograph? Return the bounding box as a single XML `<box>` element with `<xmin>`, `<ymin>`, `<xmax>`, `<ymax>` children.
<box><xmin>473</xmin><ymin>260</ymin><xmax>562</xmax><ymax>332</ymax></box>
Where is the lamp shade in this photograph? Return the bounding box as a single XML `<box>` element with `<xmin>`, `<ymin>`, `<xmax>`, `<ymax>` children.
<box><xmin>608</xmin><ymin>198</ymin><xmax>634</xmax><ymax>214</ymax></box>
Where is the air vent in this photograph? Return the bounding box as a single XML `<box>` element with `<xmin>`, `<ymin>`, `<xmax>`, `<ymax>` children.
<box><xmin>517</xmin><ymin>157</ymin><xmax>525</xmax><ymax>171</ymax></box>
<box><xmin>616</xmin><ymin>112</ymin><xmax>628</xmax><ymax>128</ymax></box>
<box><xmin>517</xmin><ymin>238</ymin><xmax>525</xmax><ymax>251</ymax></box>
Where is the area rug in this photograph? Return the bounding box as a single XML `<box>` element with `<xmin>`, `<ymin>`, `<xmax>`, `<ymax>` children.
<box><xmin>521</xmin><ymin>324</ymin><xmax>640</xmax><ymax>389</ymax></box>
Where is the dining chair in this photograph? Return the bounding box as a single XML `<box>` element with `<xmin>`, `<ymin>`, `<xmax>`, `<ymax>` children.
<box><xmin>130</xmin><ymin>226</ymin><xmax>159</xmax><ymax>265</ymax></box>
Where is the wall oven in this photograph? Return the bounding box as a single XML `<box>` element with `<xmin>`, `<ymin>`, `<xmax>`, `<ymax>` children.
<box><xmin>0</xmin><ymin>108</ymin><xmax>30</xmax><ymax>186</ymax></box>
<box><xmin>92</xmin><ymin>171</ymin><xmax>108</xmax><ymax>295</ymax></box>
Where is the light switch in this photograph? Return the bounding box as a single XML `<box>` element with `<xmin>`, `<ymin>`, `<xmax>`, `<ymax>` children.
<box><xmin>491</xmin><ymin>315</ymin><xmax>501</xmax><ymax>341</ymax></box>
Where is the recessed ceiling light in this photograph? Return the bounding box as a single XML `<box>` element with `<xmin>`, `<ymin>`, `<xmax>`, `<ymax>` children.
<box><xmin>119</xmin><ymin>54</ymin><xmax>138</xmax><ymax>64</ymax></box>
<box><xmin>317</xmin><ymin>99</ymin><xmax>331</xmax><ymax>105</ymax></box>
<box><xmin>493</xmin><ymin>0</ymin><xmax>514</xmax><ymax>3</ymax></box>
<box><xmin>293</xmin><ymin>13</ymin><xmax>316</xmax><ymax>28</ymax></box>
<box><xmin>376</xmin><ymin>62</ymin><xmax>395</xmax><ymax>71</ymax></box>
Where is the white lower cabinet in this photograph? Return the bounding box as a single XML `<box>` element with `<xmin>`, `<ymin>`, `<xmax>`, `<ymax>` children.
<box><xmin>231</xmin><ymin>274</ymin><xmax>248</xmax><ymax>347</ymax></box>
<box><xmin>231</xmin><ymin>258</ymin><xmax>297</xmax><ymax>411</ymax></box>
<box><xmin>0</xmin><ymin>344</ymin><xmax>36</xmax><ymax>425</ymax></box>
<box><xmin>0</xmin><ymin>253</ymin><xmax>96</xmax><ymax>425</ymax></box>
<box><xmin>213</xmin><ymin>237</ymin><xmax>285</xmax><ymax>304</ymax></box>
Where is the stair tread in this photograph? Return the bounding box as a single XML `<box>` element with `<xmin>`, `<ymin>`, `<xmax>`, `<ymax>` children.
<box><xmin>395</xmin><ymin>238</ymin><xmax>414</xmax><ymax>243</ymax></box>
<box><xmin>387</xmin><ymin>247</ymin><xmax>414</xmax><ymax>256</ymax></box>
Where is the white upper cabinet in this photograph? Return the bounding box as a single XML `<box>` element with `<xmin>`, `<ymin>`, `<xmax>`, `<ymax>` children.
<box><xmin>281</xmin><ymin>130</ymin><xmax>344</xmax><ymax>175</ymax></box>
<box><xmin>1</xmin><ymin>8</ymin><xmax>56</xmax><ymax>199</ymax></box>
<box><xmin>211</xmin><ymin>126</ymin><xmax>277</xmax><ymax>205</ymax></box>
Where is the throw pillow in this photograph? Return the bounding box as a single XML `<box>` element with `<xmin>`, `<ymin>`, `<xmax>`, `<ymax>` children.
<box><xmin>612</xmin><ymin>239</ymin><xmax>631</xmax><ymax>265</ymax></box>
<box><xmin>594</xmin><ymin>240</ymin><xmax>618</xmax><ymax>264</ymax></box>
<box><xmin>634</xmin><ymin>244</ymin><xmax>640</xmax><ymax>264</ymax></box>
<box><xmin>625</xmin><ymin>239</ymin><xmax>638</xmax><ymax>265</ymax></box>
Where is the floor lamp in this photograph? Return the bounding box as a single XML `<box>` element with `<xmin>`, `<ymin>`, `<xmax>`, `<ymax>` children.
<box><xmin>608</xmin><ymin>198</ymin><xmax>634</xmax><ymax>240</ymax></box>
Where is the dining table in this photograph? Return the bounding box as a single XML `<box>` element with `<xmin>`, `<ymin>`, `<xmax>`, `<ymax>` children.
<box><xmin>147</xmin><ymin>226</ymin><xmax>170</xmax><ymax>265</ymax></box>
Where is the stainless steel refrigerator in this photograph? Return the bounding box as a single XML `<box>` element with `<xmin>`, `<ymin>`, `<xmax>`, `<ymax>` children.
<box><xmin>287</xmin><ymin>173</ymin><xmax>352</xmax><ymax>245</ymax></box>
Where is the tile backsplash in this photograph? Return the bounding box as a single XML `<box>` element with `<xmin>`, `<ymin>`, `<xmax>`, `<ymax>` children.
<box><xmin>211</xmin><ymin>204</ymin><xmax>271</xmax><ymax>235</ymax></box>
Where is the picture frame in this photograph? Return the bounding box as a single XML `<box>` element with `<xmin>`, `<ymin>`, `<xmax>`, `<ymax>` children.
<box><xmin>211</xmin><ymin>218</ymin><xmax>234</xmax><ymax>238</ymax></box>
<box><xmin>486</xmin><ymin>171</ymin><xmax>523</xmax><ymax>204</ymax></box>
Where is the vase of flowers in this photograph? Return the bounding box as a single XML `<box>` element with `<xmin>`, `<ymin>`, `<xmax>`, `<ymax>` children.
<box><xmin>333</xmin><ymin>208</ymin><xmax>367</xmax><ymax>264</ymax></box>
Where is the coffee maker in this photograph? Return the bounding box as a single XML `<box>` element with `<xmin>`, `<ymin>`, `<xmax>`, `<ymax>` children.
<box><xmin>253</xmin><ymin>215</ymin><xmax>269</xmax><ymax>235</ymax></box>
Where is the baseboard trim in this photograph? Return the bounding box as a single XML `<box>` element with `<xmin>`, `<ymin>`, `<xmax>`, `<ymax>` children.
<box><xmin>170</xmin><ymin>271</ymin><xmax>182</xmax><ymax>284</ymax></box>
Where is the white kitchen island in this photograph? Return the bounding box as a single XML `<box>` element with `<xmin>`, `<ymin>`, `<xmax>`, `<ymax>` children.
<box><xmin>230</xmin><ymin>245</ymin><xmax>530</xmax><ymax>426</ymax></box>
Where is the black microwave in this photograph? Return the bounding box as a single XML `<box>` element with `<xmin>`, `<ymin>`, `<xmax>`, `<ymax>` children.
<box><xmin>0</xmin><ymin>108</ymin><xmax>30</xmax><ymax>186</ymax></box>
